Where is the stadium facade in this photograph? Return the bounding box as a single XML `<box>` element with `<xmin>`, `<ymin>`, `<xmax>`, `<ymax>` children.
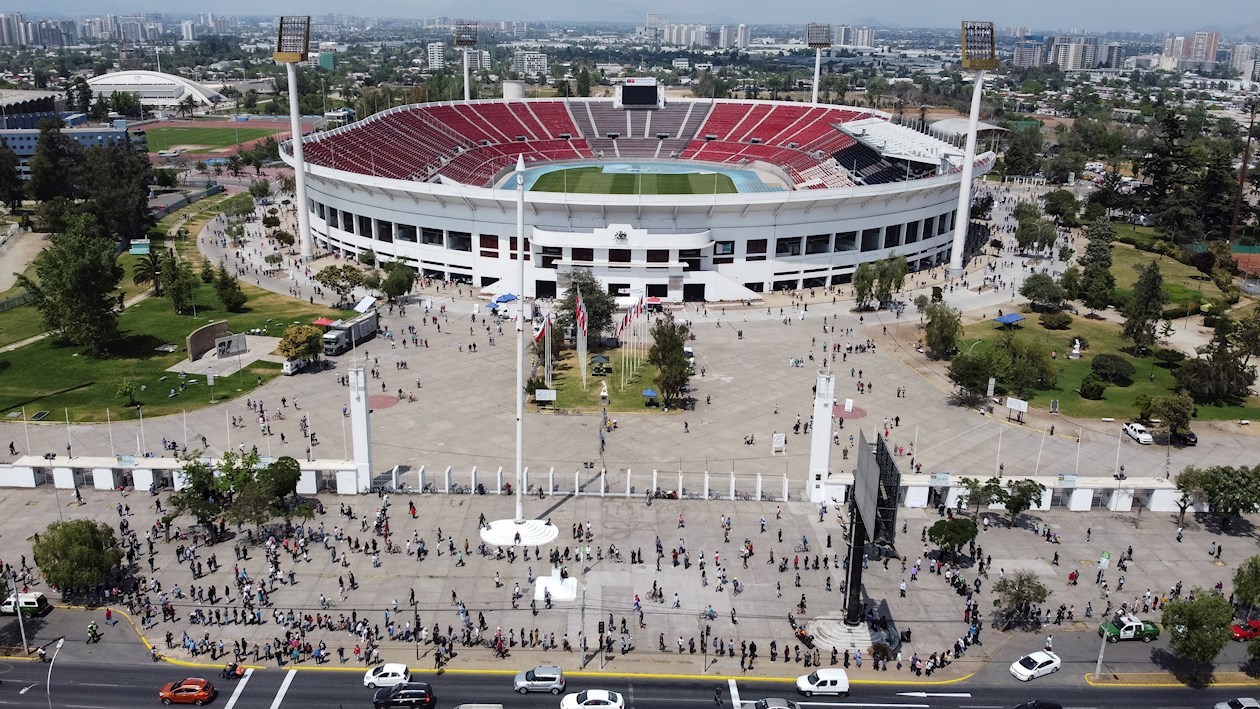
<box><xmin>281</xmin><ymin>97</ymin><xmax>993</xmax><ymax>301</ymax></box>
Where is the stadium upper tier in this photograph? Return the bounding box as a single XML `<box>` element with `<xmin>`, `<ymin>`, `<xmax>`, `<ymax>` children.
<box><xmin>287</xmin><ymin>98</ymin><xmax>966</xmax><ymax>191</ymax></box>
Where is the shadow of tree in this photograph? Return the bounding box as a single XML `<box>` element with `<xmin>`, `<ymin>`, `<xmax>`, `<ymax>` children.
<box><xmin>1149</xmin><ymin>647</ymin><xmax>1215</xmax><ymax>687</ymax></box>
<box><xmin>1193</xmin><ymin>511</ymin><xmax>1257</xmax><ymax>539</ymax></box>
<box><xmin>0</xmin><ymin>615</ymin><xmax>47</xmax><ymax>653</ymax></box>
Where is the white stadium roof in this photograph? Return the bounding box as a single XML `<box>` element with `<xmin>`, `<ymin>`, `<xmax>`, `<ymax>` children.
<box><xmin>926</xmin><ymin>117</ymin><xmax>1007</xmax><ymax>141</ymax></box>
<box><xmin>86</xmin><ymin>70</ymin><xmax>224</xmax><ymax>107</ymax></box>
<box><xmin>840</xmin><ymin>117</ymin><xmax>965</xmax><ymax>167</ymax></box>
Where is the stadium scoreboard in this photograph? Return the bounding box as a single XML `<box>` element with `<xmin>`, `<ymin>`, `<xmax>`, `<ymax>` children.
<box><xmin>617</xmin><ymin>77</ymin><xmax>664</xmax><ymax>109</ymax></box>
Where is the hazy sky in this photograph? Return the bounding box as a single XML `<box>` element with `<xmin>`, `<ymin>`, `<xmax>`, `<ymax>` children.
<box><xmin>15</xmin><ymin>0</ymin><xmax>1260</xmax><ymax>35</ymax></box>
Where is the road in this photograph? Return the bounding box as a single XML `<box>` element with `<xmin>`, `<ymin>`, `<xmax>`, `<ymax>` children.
<box><xmin>0</xmin><ymin>659</ymin><xmax>1247</xmax><ymax>709</ymax></box>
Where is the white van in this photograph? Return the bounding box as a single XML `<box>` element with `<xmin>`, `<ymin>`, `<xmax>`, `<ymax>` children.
<box><xmin>1</xmin><ymin>592</ymin><xmax>51</xmax><ymax>617</ymax></box>
<box><xmin>282</xmin><ymin>357</ymin><xmax>308</xmax><ymax>376</ymax></box>
<box><xmin>796</xmin><ymin>668</ymin><xmax>849</xmax><ymax>697</ymax></box>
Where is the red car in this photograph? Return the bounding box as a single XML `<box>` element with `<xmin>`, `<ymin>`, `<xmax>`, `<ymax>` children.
<box><xmin>159</xmin><ymin>678</ymin><xmax>217</xmax><ymax>705</ymax></box>
<box><xmin>1232</xmin><ymin>620</ymin><xmax>1260</xmax><ymax>641</ymax></box>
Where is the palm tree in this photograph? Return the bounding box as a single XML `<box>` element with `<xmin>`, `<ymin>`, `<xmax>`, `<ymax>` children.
<box><xmin>132</xmin><ymin>249</ymin><xmax>163</xmax><ymax>296</ymax></box>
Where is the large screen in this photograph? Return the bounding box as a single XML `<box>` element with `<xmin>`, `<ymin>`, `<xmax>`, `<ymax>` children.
<box><xmin>622</xmin><ymin>85</ymin><xmax>659</xmax><ymax>106</ymax></box>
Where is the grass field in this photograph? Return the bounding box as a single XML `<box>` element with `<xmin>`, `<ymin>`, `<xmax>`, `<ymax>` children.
<box><xmin>143</xmin><ymin>126</ymin><xmax>281</xmax><ymax>154</ymax></box>
<box><xmin>541</xmin><ymin>349</ymin><xmax>664</xmax><ymax>413</ymax></box>
<box><xmin>530</xmin><ymin>166</ymin><xmax>738</xmax><ymax>195</ymax></box>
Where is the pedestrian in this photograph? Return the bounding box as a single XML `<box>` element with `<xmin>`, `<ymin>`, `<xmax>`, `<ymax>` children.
<box><xmin>1176</xmin><ymin>527</ymin><xmax>1183</xmax><ymax>543</ymax></box>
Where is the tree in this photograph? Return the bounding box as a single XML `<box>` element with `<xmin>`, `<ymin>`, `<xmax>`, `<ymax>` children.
<box><xmin>248</xmin><ymin>178</ymin><xmax>272</xmax><ymax>201</ymax></box>
<box><xmin>923</xmin><ymin>302</ymin><xmax>962</xmax><ymax>359</ymax></box>
<box><xmin>576</xmin><ymin>68</ymin><xmax>592</xmax><ymax>97</ymax></box>
<box><xmin>168</xmin><ymin>455</ymin><xmax>226</xmax><ymax>536</ymax></box>
<box><xmin>160</xmin><ymin>250</ymin><xmax>198</xmax><ymax>314</ymax></box>
<box><xmin>958</xmin><ymin>476</ymin><xmax>1007</xmax><ymax>519</ymax></box>
<box><xmin>873</xmin><ymin>256</ymin><xmax>908</xmax><ymax>307</ymax></box>
<box><xmin>1078</xmin><ymin>218</ymin><xmax>1116</xmax><ymax>311</ymax></box>
<box><xmin>1183</xmin><ymin>465</ymin><xmax>1260</xmax><ymax>527</ymax></box>
<box><xmin>31</xmin><ymin>519</ymin><xmax>124</xmax><ymax>594</ymax></box>
<box><xmin>1090</xmin><ymin>353</ymin><xmax>1136</xmax><ymax>385</ymax></box>
<box><xmin>928</xmin><ymin>518</ymin><xmax>978</xmax><ymax>563</ymax></box>
<box><xmin>79</xmin><ymin>141</ymin><xmax>154</xmax><ymax>242</ymax></box>
<box><xmin>1176</xmin><ymin>338</ymin><xmax>1256</xmax><ymax>406</ymax></box>
<box><xmin>1003</xmin><ymin>125</ymin><xmax>1043</xmax><ymax>177</ymax></box>
<box><xmin>1020</xmin><ymin>272</ymin><xmax>1067</xmax><ymax>311</ymax></box>
<box><xmin>1174</xmin><ymin>466</ymin><xmax>1208</xmax><ymax>526</ymax></box>
<box><xmin>992</xmin><ymin>569</ymin><xmax>1051</xmax><ymax>628</ymax></box>
<box><xmin>1059</xmin><ymin>266</ymin><xmax>1081</xmax><ymax>299</ymax></box>
<box><xmin>1016</xmin><ymin>219</ymin><xmax>1058</xmax><ymax>254</ymax></box>
<box><xmin>379</xmin><ymin>261</ymin><xmax>417</xmax><ymax>301</ymax></box>
<box><xmin>26</xmin><ymin>120</ymin><xmax>81</xmax><ymax>202</ymax></box>
<box><xmin>215</xmin><ymin>264</ymin><xmax>247</xmax><ymax>312</ymax></box>
<box><xmin>1233</xmin><ymin>556</ymin><xmax>1260</xmax><ymax>614</ymax></box>
<box><xmin>1004</xmin><ymin>479</ymin><xmax>1046</xmax><ymax>527</ymax></box>
<box><xmin>132</xmin><ymin>249</ymin><xmax>164</xmax><ymax>296</ymax></box>
<box><xmin>16</xmin><ymin>215</ymin><xmax>122</xmax><ymax>354</ymax></box>
<box><xmin>1150</xmin><ymin>393</ymin><xmax>1195</xmax><ymax>438</ymax></box>
<box><xmin>116</xmin><ymin>379</ymin><xmax>137</xmax><ymax>406</ymax></box>
<box><xmin>648</xmin><ymin>319</ymin><xmax>690</xmax><ymax>407</ymax></box>
<box><xmin>556</xmin><ymin>267</ymin><xmax>616</xmax><ymax>342</ymax></box>
<box><xmin>314</xmin><ymin>263</ymin><xmax>366</xmax><ymax>307</ymax></box>
<box><xmin>1042</xmin><ymin>189</ymin><xmax>1080</xmax><ymax>226</ymax></box>
<box><xmin>0</xmin><ymin>140</ymin><xmax>23</xmax><ymax>209</ymax></box>
<box><xmin>1161</xmin><ymin>591</ymin><xmax>1234</xmax><ymax>679</ymax></box>
<box><xmin>1122</xmin><ymin>261</ymin><xmax>1167</xmax><ymax>353</ymax></box>
<box><xmin>277</xmin><ymin>324</ymin><xmax>324</xmax><ymax>362</ymax></box>
<box><xmin>852</xmin><ymin>262</ymin><xmax>876</xmax><ymax>309</ymax></box>
<box><xmin>947</xmin><ymin>350</ymin><xmax>997</xmax><ymax>399</ymax></box>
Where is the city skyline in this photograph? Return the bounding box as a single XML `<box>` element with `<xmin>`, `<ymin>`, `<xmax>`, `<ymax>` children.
<box><xmin>1</xmin><ymin>0</ymin><xmax>1259</xmax><ymax>37</ymax></box>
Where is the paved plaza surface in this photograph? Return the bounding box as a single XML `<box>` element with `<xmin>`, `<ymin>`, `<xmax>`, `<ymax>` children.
<box><xmin>1</xmin><ymin>180</ymin><xmax>1258</xmax><ymax>686</ymax></box>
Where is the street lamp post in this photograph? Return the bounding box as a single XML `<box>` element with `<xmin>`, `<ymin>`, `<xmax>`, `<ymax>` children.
<box><xmin>9</xmin><ymin>568</ymin><xmax>28</xmax><ymax>653</ymax></box>
<box><xmin>46</xmin><ymin>637</ymin><xmax>65</xmax><ymax>709</ymax></box>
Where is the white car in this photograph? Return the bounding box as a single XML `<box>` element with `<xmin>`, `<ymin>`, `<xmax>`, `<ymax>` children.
<box><xmin>1010</xmin><ymin>651</ymin><xmax>1060</xmax><ymax>681</ymax></box>
<box><xmin>560</xmin><ymin>689</ymin><xmax>625</xmax><ymax>709</ymax></box>
<box><xmin>1216</xmin><ymin>700</ymin><xmax>1260</xmax><ymax>709</ymax></box>
<box><xmin>1124</xmin><ymin>422</ymin><xmax>1153</xmax><ymax>445</ymax></box>
<box><xmin>363</xmin><ymin>663</ymin><xmax>410</xmax><ymax>688</ymax></box>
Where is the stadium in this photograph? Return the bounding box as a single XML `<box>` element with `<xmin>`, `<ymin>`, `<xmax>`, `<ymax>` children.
<box><xmin>281</xmin><ymin>80</ymin><xmax>993</xmax><ymax>301</ymax></box>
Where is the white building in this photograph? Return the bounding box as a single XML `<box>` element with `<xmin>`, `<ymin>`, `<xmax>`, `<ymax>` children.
<box><xmin>736</xmin><ymin>24</ymin><xmax>750</xmax><ymax>50</ymax></box>
<box><xmin>180</xmin><ymin>20</ymin><xmax>195</xmax><ymax>41</ymax></box>
<box><xmin>512</xmin><ymin>51</ymin><xmax>548</xmax><ymax>77</ymax></box>
<box><xmin>672</xmin><ymin>58</ymin><xmax>690</xmax><ymax>71</ymax></box>
<box><xmin>427</xmin><ymin>42</ymin><xmax>446</xmax><ymax>70</ymax></box>
<box><xmin>851</xmin><ymin>27</ymin><xmax>876</xmax><ymax>48</ymax></box>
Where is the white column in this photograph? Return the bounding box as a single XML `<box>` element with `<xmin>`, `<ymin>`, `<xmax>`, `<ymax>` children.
<box><xmin>514</xmin><ymin>155</ymin><xmax>526</xmax><ymax>523</ymax></box>
<box><xmin>948</xmin><ymin>69</ymin><xmax>986</xmax><ymax>276</ymax></box>
<box><xmin>348</xmin><ymin>367</ymin><xmax>372</xmax><ymax>489</ymax></box>
<box><xmin>285</xmin><ymin>61</ymin><xmax>313</xmax><ymax>260</ymax></box>
<box><xmin>463</xmin><ymin>48</ymin><xmax>471</xmax><ymax>103</ymax></box>
<box><xmin>807</xmin><ymin>372</ymin><xmax>835</xmax><ymax>504</ymax></box>
<box><xmin>812</xmin><ymin>48</ymin><xmax>822</xmax><ymax>105</ymax></box>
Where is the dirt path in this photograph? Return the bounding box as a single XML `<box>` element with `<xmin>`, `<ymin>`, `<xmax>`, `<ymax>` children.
<box><xmin>0</xmin><ymin>230</ymin><xmax>46</xmax><ymax>293</ymax></box>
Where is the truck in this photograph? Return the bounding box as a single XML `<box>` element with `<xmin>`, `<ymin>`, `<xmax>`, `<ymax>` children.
<box><xmin>322</xmin><ymin>310</ymin><xmax>379</xmax><ymax>356</ymax></box>
<box><xmin>1098</xmin><ymin>613</ymin><xmax>1160</xmax><ymax>643</ymax></box>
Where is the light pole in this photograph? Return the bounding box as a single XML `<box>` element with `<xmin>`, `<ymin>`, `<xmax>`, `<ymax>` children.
<box><xmin>1230</xmin><ymin>97</ymin><xmax>1257</xmax><ymax>244</ymax></box>
<box><xmin>43</xmin><ymin>453</ymin><xmax>63</xmax><ymax>521</ymax></box>
<box><xmin>46</xmin><ymin>637</ymin><xmax>65</xmax><ymax>709</ymax></box>
<box><xmin>9</xmin><ymin>568</ymin><xmax>27</xmax><ymax>653</ymax></box>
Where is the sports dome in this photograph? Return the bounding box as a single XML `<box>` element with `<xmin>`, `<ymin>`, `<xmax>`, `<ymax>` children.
<box><xmin>87</xmin><ymin>70</ymin><xmax>224</xmax><ymax>108</ymax></box>
<box><xmin>282</xmin><ymin>97</ymin><xmax>993</xmax><ymax>302</ymax></box>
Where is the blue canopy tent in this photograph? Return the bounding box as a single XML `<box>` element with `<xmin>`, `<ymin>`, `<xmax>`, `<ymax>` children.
<box><xmin>495</xmin><ymin>294</ymin><xmax>518</xmax><ymax>303</ymax></box>
<box><xmin>641</xmin><ymin>388</ymin><xmax>658</xmax><ymax>397</ymax></box>
<box><xmin>994</xmin><ymin>313</ymin><xmax>1026</xmax><ymax>328</ymax></box>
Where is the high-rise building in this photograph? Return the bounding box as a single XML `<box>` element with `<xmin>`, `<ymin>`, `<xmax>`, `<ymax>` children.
<box><xmin>1190</xmin><ymin>30</ymin><xmax>1220</xmax><ymax>62</ymax></box>
<box><xmin>719</xmin><ymin>25</ymin><xmax>733</xmax><ymax>49</ymax></box>
<box><xmin>1012</xmin><ymin>37</ymin><xmax>1045</xmax><ymax>68</ymax></box>
<box><xmin>835</xmin><ymin>24</ymin><xmax>852</xmax><ymax>46</ymax></box>
<box><xmin>1104</xmin><ymin>43</ymin><xmax>1125</xmax><ymax>69</ymax></box>
<box><xmin>427</xmin><ymin>42</ymin><xmax>446</xmax><ymax>69</ymax></box>
<box><xmin>1163</xmin><ymin>35</ymin><xmax>1188</xmax><ymax>58</ymax></box>
<box><xmin>466</xmin><ymin>49</ymin><xmax>492</xmax><ymax>71</ymax></box>
<box><xmin>180</xmin><ymin>20</ymin><xmax>195</xmax><ymax>41</ymax></box>
<box><xmin>512</xmin><ymin>50</ymin><xmax>547</xmax><ymax>77</ymax></box>
<box><xmin>1233</xmin><ymin>43</ymin><xmax>1258</xmax><ymax>79</ymax></box>
<box><xmin>736</xmin><ymin>24</ymin><xmax>750</xmax><ymax>50</ymax></box>
<box><xmin>1048</xmin><ymin>35</ymin><xmax>1100</xmax><ymax>70</ymax></box>
<box><xmin>851</xmin><ymin>27</ymin><xmax>875</xmax><ymax>48</ymax></box>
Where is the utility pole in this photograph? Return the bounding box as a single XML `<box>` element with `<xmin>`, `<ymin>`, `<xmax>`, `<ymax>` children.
<box><xmin>1230</xmin><ymin>98</ymin><xmax>1258</xmax><ymax>244</ymax></box>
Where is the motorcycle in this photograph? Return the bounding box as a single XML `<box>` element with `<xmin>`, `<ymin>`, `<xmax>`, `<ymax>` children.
<box><xmin>220</xmin><ymin>663</ymin><xmax>246</xmax><ymax>679</ymax></box>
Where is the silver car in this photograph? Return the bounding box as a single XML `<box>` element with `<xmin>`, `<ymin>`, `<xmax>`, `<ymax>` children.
<box><xmin>513</xmin><ymin>665</ymin><xmax>565</xmax><ymax>694</ymax></box>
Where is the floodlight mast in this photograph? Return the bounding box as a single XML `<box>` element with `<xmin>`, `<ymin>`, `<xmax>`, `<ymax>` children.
<box><xmin>805</xmin><ymin>23</ymin><xmax>833</xmax><ymax>105</ymax></box>
<box><xmin>274</xmin><ymin>16</ymin><xmax>313</xmax><ymax>260</ymax></box>
<box><xmin>948</xmin><ymin>21</ymin><xmax>998</xmax><ymax>277</ymax></box>
<box><xmin>455</xmin><ymin>21</ymin><xmax>478</xmax><ymax>103</ymax></box>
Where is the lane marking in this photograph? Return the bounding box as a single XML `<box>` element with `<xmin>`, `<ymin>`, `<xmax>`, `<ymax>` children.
<box><xmin>796</xmin><ymin>704</ymin><xmax>929</xmax><ymax>708</ymax></box>
<box><xmin>268</xmin><ymin>669</ymin><xmax>296</xmax><ymax>709</ymax></box>
<box><xmin>222</xmin><ymin>667</ymin><xmax>254</xmax><ymax>709</ymax></box>
<box><xmin>728</xmin><ymin>678</ymin><xmax>740</xmax><ymax>709</ymax></box>
<box><xmin>77</xmin><ymin>683</ymin><xmax>130</xmax><ymax>688</ymax></box>
<box><xmin>18</xmin><ymin>684</ymin><xmax>36</xmax><ymax>694</ymax></box>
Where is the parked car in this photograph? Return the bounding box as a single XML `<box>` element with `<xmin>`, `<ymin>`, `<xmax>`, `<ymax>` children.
<box><xmin>512</xmin><ymin>665</ymin><xmax>565</xmax><ymax>694</ymax></box>
<box><xmin>754</xmin><ymin>700</ymin><xmax>799</xmax><ymax>709</ymax></box>
<box><xmin>364</xmin><ymin>663</ymin><xmax>411</xmax><ymax>689</ymax></box>
<box><xmin>1014</xmin><ymin>702</ymin><xmax>1063</xmax><ymax>709</ymax></box>
<box><xmin>1009</xmin><ymin>651</ymin><xmax>1061</xmax><ymax>681</ymax></box>
<box><xmin>1215</xmin><ymin>700</ymin><xmax>1260</xmax><ymax>709</ymax></box>
<box><xmin>795</xmin><ymin>669</ymin><xmax>849</xmax><ymax>697</ymax></box>
<box><xmin>560</xmin><ymin>689</ymin><xmax>624</xmax><ymax>709</ymax></box>
<box><xmin>372</xmin><ymin>682</ymin><xmax>435</xmax><ymax>709</ymax></box>
<box><xmin>0</xmin><ymin>592</ymin><xmax>51</xmax><ymax>617</ymax></box>
<box><xmin>1098</xmin><ymin>613</ymin><xmax>1160</xmax><ymax>643</ymax></box>
<box><xmin>159</xmin><ymin>678</ymin><xmax>217</xmax><ymax>705</ymax></box>
<box><xmin>1123</xmin><ymin>422</ymin><xmax>1153</xmax><ymax>445</ymax></box>
<box><xmin>1171</xmin><ymin>429</ymin><xmax>1198</xmax><ymax>446</ymax></box>
<box><xmin>1232</xmin><ymin>620</ymin><xmax>1260</xmax><ymax>641</ymax></box>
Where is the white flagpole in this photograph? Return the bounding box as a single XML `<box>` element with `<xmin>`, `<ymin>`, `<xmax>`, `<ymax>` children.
<box><xmin>21</xmin><ymin>406</ymin><xmax>30</xmax><ymax>456</ymax></box>
<box><xmin>107</xmin><ymin>408</ymin><xmax>116</xmax><ymax>458</ymax></box>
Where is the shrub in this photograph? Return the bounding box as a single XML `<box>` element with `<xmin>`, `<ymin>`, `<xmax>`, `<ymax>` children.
<box><xmin>1091</xmin><ymin>353</ymin><xmax>1136</xmax><ymax>385</ymax></box>
<box><xmin>1039</xmin><ymin>311</ymin><xmax>1073</xmax><ymax>330</ymax></box>
<box><xmin>1079</xmin><ymin>372</ymin><xmax>1108</xmax><ymax>400</ymax></box>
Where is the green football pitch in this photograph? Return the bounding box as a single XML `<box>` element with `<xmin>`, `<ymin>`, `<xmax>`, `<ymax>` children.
<box><xmin>142</xmin><ymin>126</ymin><xmax>282</xmax><ymax>153</ymax></box>
<box><xmin>529</xmin><ymin>166</ymin><xmax>738</xmax><ymax>195</ymax></box>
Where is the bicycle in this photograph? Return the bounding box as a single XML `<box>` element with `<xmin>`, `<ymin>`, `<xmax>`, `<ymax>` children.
<box><xmin>794</xmin><ymin>544</ymin><xmax>811</xmax><ymax>553</ymax></box>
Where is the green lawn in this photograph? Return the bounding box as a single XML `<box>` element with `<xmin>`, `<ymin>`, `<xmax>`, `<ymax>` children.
<box><xmin>960</xmin><ymin>316</ymin><xmax>1260</xmax><ymax>421</ymax></box>
<box><xmin>541</xmin><ymin>349</ymin><xmax>665</xmax><ymax>413</ymax></box>
<box><xmin>0</xmin><ymin>283</ymin><xmax>351</xmax><ymax>421</ymax></box>
<box><xmin>530</xmin><ymin>167</ymin><xmax>738</xmax><ymax>195</ymax></box>
<box><xmin>143</xmin><ymin>126</ymin><xmax>280</xmax><ymax>154</ymax></box>
<box><xmin>1110</xmin><ymin>243</ymin><xmax>1222</xmax><ymax>319</ymax></box>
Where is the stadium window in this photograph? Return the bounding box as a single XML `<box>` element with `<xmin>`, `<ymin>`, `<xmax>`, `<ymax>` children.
<box><xmin>646</xmin><ymin>284</ymin><xmax>668</xmax><ymax>298</ymax></box>
<box><xmin>506</xmin><ymin>238</ymin><xmax>531</xmax><ymax>259</ymax></box>
<box><xmin>946</xmin><ymin>210</ymin><xmax>957</xmax><ymax>233</ymax></box>
<box><xmin>341</xmin><ymin>211</ymin><xmax>355</xmax><ymax>234</ymax></box>
<box><xmin>713</xmin><ymin>257</ymin><xmax>734</xmax><ymax>265</ymax></box>
<box><xmin>646</xmin><ymin>249</ymin><xmax>670</xmax><ymax>263</ymax></box>
<box><xmin>314</xmin><ymin>203</ymin><xmax>325</xmax><ymax>220</ymax></box>
<box><xmin>679</xmin><ymin>249</ymin><xmax>702</xmax><ymax>271</ymax></box>
<box><xmin>376</xmin><ymin>220</ymin><xmax>393</xmax><ymax>242</ymax></box>
<box><xmin>831</xmin><ymin>272</ymin><xmax>853</xmax><ymax>285</ymax></box>
<box><xmin>480</xmin><ymin>251</ymin><xmax>498</xmax><ymax>258</ymax></box>
<box><xmin>775</xmin><ymin>237</ymin><xmax>802</xmax><ymax>257</ymax></box>
<box><xmin>571</xmin><ymin>247</ymin><xmax>594</xmax><ymax>263</ymax></box>
<box><xmin>860</xmin><ymin>228</ymin><xmax>881</xmax><ymax>252</ymax></box>
<box><xmin>539</xmin><ymin>247</ymin><xmax>562</xmax><ymax>269</ymax></box>
<box><xmin>327</xmin><ymin>210</ymin><xmax>339</xmax><ymax>230</ymax></box>
<box><xmin>773</xmin><ymin>278</ymin><xmax>800</xmax><ymax>291</ymax></box>
<box><xmin>904</xmin><ymin>221</ymin><xmax>919</xmax><ymax>244</ymax></box>
<box><xmin>882</xmin><ymin>224</ymin><xmax>901</xmax><ymax>250</ymax></box>
<box><xmin>834</xmin><ymin>232</ymin><xmax>857</xmax><ymax>252</ymax></box>
<box><xmin>746</xmin><ymin>239</ymin><xmax>767</xmax><ymax>255</ymax></box>
<box><xmin>805</xmin><ymin>234</ymin><xmax>831</xmax><ymax>255</ymax></box>
<box><xmin>448</xmin><ymin>231</ymin><xmax>472</xmax><ymax>252</ymax></box>
<box><xmin>802</xmin><ymin>276</ymin><xmax>827</xmax><ymax>288</ymax></box>
<box><xmin>743</xmin><ymin>282</ymin><xmax>765</xmax><ymax>293</ymax></box>
<box><xmin>396</xmin><ymin>225</ymin><xmax>417</xmax><ymax>243</ymax></box>
<box><xmin>921</xmin><ymin>216</ymin><xmax>935</xmax><ymax>238</ymax></box>
<box><xmin>358</xmin><ymin>215</ymin><xmax>373</xmax><ymax>237</ymax></box>
<box><xmin>609</xmin><ymin>249</ymin><xmax>631</xmax><ymax>263</ymax></box>
<box><xmin>421</xmin><ymin>228</ymin><xmax>444</xmax><ymax>246</ymax></box>
<box><xmin>713</xmin><ymin>241</ymin><xmax>735</xmax><ymax>256</ymax></box>
<box><xmin>480</xmin><ymin>234</ymin><xmax>499</xmax><ymax>250</ymax></box>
